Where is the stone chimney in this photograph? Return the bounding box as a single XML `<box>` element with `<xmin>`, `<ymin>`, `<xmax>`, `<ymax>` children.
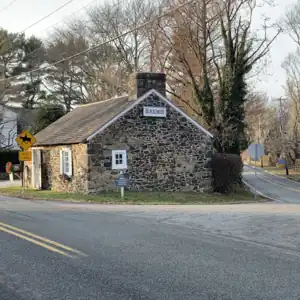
<box><xmin>128</xmin><ymin>72</ymin><xmax>166</xmax><ymax>100</ymax></box>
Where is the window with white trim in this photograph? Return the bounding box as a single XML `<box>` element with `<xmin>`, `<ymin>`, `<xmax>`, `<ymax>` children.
<box><xmin>60</xmin><ymin>149</ymin><xmax>73</xmax><ymax>176</ymax></box>
<box><xmin>112</xmin><ymin>150</ymin><xmax>127</xmax><ymax>170</ymax></box>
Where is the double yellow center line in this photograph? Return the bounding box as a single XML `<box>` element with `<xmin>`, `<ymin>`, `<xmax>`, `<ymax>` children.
<box><xmin>0</xmin><ymin>221</ymin><xmax>87</xmax><ymax>258</ymax></box>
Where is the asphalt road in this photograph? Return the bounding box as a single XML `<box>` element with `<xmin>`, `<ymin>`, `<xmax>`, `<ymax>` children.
<box><xmin>1</xmin><ymin>196</ymin><xmax>300</xmax><ymax>299</ymax></box>
<box><xmin>243</xmin><ymin>165</ymin><xmax>300</xmax><ymax>203</ymax></box>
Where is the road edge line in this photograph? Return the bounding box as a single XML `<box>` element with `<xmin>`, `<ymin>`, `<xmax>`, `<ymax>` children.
<box><xmin>245</xmin><ymin>164</ymin><xmax>300</xmax><ymax>185</ymax></box>
<box><xmin>242</xmin><ymin>180</ymin><xmax>283</xmax><ymax>203</ymax></box>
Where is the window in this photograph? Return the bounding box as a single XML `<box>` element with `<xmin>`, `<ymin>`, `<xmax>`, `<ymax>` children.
<box><xmin>60</xmin><ymin>149</ymin><xmax>72</xmax><ymax>176</ymax></box>
<box><xmin>112</xmin><ymin>150</ymin><xmax>127</xmax><ymax>170</ymax></box>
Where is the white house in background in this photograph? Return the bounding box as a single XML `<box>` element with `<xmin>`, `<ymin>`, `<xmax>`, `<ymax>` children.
<box><xmin>0</xmin><ymin>105</ymin><xmax>18</xmax><ymax>149</ymax></box>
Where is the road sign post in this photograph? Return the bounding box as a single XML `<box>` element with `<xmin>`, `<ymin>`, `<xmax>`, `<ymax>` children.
<box><xmin>247</xmin><ymin>143</ymin><xmax>265</xmax><ymax>200</ymax></box>
<box><xmin>115</xmin><ymin>172</ymin><xmax>129</xmax><ymax>199</ymax></box>
<box><xmin>15</xmin><ymin>130</ymin><xmax>36</xmax><ymax>194</ymax></box>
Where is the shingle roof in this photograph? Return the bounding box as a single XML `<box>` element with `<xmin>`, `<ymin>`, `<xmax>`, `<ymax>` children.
<box><xmin>34</xmin><ymin>96</ymin><xmax>131</xmax><ymax>146</ymax></box>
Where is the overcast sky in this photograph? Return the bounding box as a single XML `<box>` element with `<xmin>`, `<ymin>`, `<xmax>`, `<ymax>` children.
<box><xmin>0</xmin><ymin>0</ymin><xmax>297</xmax><ymax>100</ymax></box>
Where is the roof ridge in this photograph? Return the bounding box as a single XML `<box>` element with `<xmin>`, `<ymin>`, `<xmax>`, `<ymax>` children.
<box><xmin>79</xmin><ymin>94</ymin><xmax>129</xmax><ymax>107</ymax></box>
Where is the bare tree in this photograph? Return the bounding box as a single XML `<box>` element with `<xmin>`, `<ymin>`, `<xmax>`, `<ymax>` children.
<box><xmin>157</xmin><ymin>0</ymin><xmax>219</xmax><ymax>123</ymax></box>
<box><xmin>157</xmin><ymin>0</ymin><xmax>280</xmax><ymax>153</ymax></box>
<box><xmin>86</xmin><ymin>0</ymin><xmax>157</xmax><ymax>73</ymax></box>
<box><xmin>281</xmin><ymin>51</ymin><xmax>300</xmax><ymax>164</ymax></box>
<box><xmin>244</xmin><ymin>92</ymin><xmax>269</xmax><ymax>144</ymax></box>
<box><xmin>45</xmin><ymin>32</ymin><xmax>90</xmax><ymax>111</ymax></box>
<box><xmin>282</xmin><ymin>0</ymin><xmax>300</xmax><ymax>47</ymax></box>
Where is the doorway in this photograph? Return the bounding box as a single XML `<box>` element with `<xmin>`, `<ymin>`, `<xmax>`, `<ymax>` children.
<box><xmin>32</xmin><ymin>149</ymin><xmax>41</xmax><ymax>189</ymax></box>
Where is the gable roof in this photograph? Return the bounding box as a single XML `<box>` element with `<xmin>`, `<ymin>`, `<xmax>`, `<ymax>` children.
<box><xmin>34</xmin><ymin>96</ymin><xmax>131</xmax><ymax>146</ymax></box>
<box><xmin>34</xmin><ymin>90</ymin><xmax>212</xmax><ymax>147</ymax></box>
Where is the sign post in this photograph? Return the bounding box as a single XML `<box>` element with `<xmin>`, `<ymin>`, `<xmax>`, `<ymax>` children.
<box><xmin>120</xmin><ymin>171</ymin><xmax>124</xmax><ymax>199</ymax></box>
<box><xmin>115</xmin><ymin>172</ymin><xmax>129</xmax><ymax>199</ymax></box>
<box><xmin>15</xmin><ymin>130</ymin><xmax>36</xmax><ymax>194</ymax></box>
<box><xmin>247</xmin><ymin>143</ymin><xmax>265</xmax><ymax>200</ymax></box>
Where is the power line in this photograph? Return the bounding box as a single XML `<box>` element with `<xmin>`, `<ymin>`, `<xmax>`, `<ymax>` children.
<box><xmin>0</xmin><ymin>0</ymin><xmax>78</xmax><ymax>49</ymax></box>
<box><xmin>1</xmin><ymin>0</ymin><xmax>195</xmax><ymax>83</ymax></box>
<box><xmin>14</xmin><ymin>0</ymin><xmax>115</xmax><ymax>60</ymax></box>
<box><xmin>40</xmin><ymin>0</ymin><xmax>99</xmax><ymax>34</ymax></box>
<box><xmin>19</xmin><ymin>0</ymin><xmax>78</xmax><ymax>34</ymax></box>
<box><xmin>0</xmin><ymin>0</ymin><xmax>18</xmax><ymax>14</ymax></box>
<box><xmin>0</xmin><ymin>0</ymin><xmax>115</xmax><ymax>64</ymax></box>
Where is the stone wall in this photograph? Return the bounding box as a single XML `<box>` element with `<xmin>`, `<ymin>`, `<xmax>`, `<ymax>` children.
<box><xmin>32</xmin><ymin>144</ymin><xmax>88</xmax><ymax>193</ymax></box>
<box><xmin>87</xmin><ymin>92</ymin><xmax>212</xmax><ymax>193</ymax></box>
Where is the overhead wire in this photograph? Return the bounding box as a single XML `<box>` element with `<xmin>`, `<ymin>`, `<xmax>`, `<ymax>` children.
<box><xmin>40</xmin><ymin>0</ymin><xmax>100</xmax><ymax>34</ymax></box>
<box><xmin>1</xmin><ymin>0</ymin><xmax>196</xmax><ymax>83</ymax></box>
<box><xmin>0</xmin><ymin>0</ymin><xmax>18</xmax><ymax>14</ymax></box>
<box><xmin>15</xmin><ymin>0</ymin><xmax>117</xmax><ymax>60</ymax></box>
<box><xmin>0</xmin><ymin>0</ymin><xmax>78</xmax><ymax>50</ymax></box>
<box><xmin>18</xmin><ymin>0</ymin><xmax>78</xmax><ymax>34</ymax></box>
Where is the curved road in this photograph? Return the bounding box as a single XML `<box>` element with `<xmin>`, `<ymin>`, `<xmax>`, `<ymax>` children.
<box><xmin>243</xmin><ymin>165</ymin><xmax>300</xmax><ymax>203</ymax></box>
<box><xmin>2</xmin><ymin>197</ymin><xmax>300</xmax><ymax>299</ymax></box>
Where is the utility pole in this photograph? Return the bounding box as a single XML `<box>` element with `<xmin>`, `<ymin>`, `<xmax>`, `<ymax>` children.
<box><xmin>274</xmin><ymin>96</ymin><xmax>289</xmax><ymax>176</ymax></box>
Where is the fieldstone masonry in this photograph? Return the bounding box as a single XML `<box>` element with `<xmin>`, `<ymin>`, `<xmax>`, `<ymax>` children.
<box><xmin>87</xmin><ymin>92</ymin><xmax>213</xmax><ymax>193</ymax></box>
<box><xmin>31</xmin><ymin>72</ymin><xmax>213</xmax><ymax>193</ymax></box>
<box><xmin>39</xmin><ymin>144</ymin><xmax>88</xmax><ymax>193</ymax></box>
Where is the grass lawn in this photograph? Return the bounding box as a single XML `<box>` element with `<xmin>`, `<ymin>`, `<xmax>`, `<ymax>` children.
<box><xmin>0</xmin><ymin>186</ymin><xmax>266</xmax><ymax>204</ymax></box>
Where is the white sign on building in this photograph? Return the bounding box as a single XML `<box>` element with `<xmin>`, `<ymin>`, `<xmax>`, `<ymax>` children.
<box><xmin>143</xmin><ymin>106</ymin><xmax>166</xmax><ymax>117</ymax></box>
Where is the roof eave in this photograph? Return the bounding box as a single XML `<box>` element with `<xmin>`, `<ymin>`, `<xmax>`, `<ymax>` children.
<box><xmin>32</xmin><ymin>141</ymin><xmax>86</xmax><ymax>147</ymax></box>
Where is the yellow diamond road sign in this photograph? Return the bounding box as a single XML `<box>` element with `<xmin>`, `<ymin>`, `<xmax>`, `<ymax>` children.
<box><xmin>16</xmin><ymin>130</ymin><xmax>36</xmax><ymax>151</ymax></box>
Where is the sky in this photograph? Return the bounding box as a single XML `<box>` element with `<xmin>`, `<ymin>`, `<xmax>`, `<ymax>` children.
<box><xmin>0</xmin><ymin>0</ymin><xmax>298</xmax><ymax>100</ymax></box>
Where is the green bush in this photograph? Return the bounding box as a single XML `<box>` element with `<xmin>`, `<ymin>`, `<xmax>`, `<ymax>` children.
<box><xmin>211</xmin><ymin>153</ymin><xmax>243</xmax><ymax>193</ymax></box>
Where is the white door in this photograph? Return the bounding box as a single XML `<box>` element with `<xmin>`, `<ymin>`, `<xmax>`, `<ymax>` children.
<box><xmin>32</xmin><ymin>149</ymin><xmax>42</xmax><ymax>189</ymax></box>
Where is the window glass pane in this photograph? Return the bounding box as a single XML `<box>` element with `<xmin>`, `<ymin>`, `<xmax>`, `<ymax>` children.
<box><xmin>64</xmin><ymin>152</ymin><xmax>69</xmax><ymax>162</ymax></box>
<box><xmin>115</xmin><ymin>153</ymin><xmax>123</xmax><ymax>165</ymax></box>
<box><xmin>63</xmin><ymin>151</ymin><xmax>70</xmax><ymax>173</ymax></box>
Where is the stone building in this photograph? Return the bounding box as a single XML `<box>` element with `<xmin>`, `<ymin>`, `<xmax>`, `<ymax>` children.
<box><xmin>30</xmin><ymin>72</ymin><xmax>213</xmax><ymax>193</ymax></box>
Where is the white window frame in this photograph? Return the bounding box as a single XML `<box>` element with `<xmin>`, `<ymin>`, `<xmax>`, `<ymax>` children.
<box><xmin>112</xmin><ymin>150</ymin><xmax>127</xmax><ymax>170</ymax></box>
<box><xmin>60</xmin><ymin>148</ymin><xmax>73</xmax><ymax>177</ymax></box>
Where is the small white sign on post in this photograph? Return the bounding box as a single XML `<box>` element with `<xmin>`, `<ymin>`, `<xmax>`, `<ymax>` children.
<box><xmin>143</xmin><ymin>106</ymin><xmax>166</xmax><ymax>117</ymax></box>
